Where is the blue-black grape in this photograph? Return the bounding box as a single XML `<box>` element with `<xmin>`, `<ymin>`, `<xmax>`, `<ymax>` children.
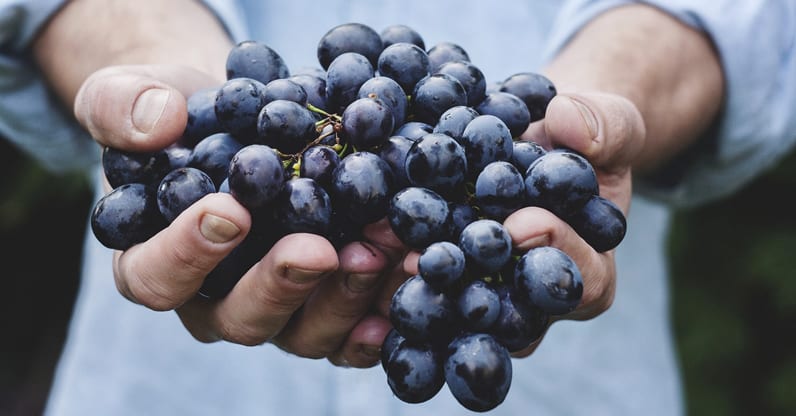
<box><xmin>256</xmin><ymin>99</ymin><xmax>317</xmax><ymax>154</ymax></box>
<box><xmin>445</xmin><ymin>333</ymin><xmax>512</xmax><ymax>412</ymax></box>
<box><xmin>226</xmin><ymin>40</ymin><xmax>290</xmax><ymax>85</ymax></box>
<box><xmin>381</xmin><ymin>327</ymin><xmax>405</xmax><ymax>371</ymax></box>
<box><xmin>524</xmin><ymin>150</ymin><xmax>599</xmax><ymax>218</ymax></box>
<box><xmin>91</xmin><ymin>183</ymin><xmax>166</xmax><ymax>250</ymax></box>
<box><xmin>102</xmin><ymin>146</ymin><xmax>172</xmax><ymax>189</ymax></box>
<box><xmin>404</xmin><ymin>132</ymin><xmax>468</xmax><ymax>198</ymax></box>
<box><xmin>394</xmin><ymin>121</ymin><xmax>433</xmax><ymax>140</ymax></box>
<box><xmin>514</xmin><ymin>246</ymin><xmax>583</xmax><ymax>315</ymax></box>
<box><xmin>377</xmin><ymin>42</ymin><xmax>431</xmax><ymax>94</ymax></box>
<box><xmin>435</xmin><ymin>60</ymin><xmax>486</xmax><ymax>107</ymax></box>
<box><xmin>475</xmin><ymin>91</ymin><xmax>531</xmax><ymax>138</ymax></box>
<box><xmin>457</xmin><ymin>279</ymin><xmax>501</xmax><ymax>332</ymax></box>
<box><xmin>380</xmin><ymin>24</ymin><xmax>425</xmax><ymax>50</ymax></box>
<box><xmin>460</xmin><ymin>114</ymin><xmax>514</xmax><ymax>178</ymax></box>
<box><xmin>325</xmin><ymin>52</ymin><xmax>375</xmax><ymax>114</ymax></box>
<box><xmin>358</xmin><ymin>76</ymin><xmax>408</xmax><ymax>127</ymax></box>
<box><xmin>340</xmin><ymin>97</ymin><xmax>395</xmax><ymax>150</ymax></box>
<box><xmin>317</xmin><ymin>22</ymin><xmax>383</xmax><ymax>70</ymax></box>
<box><xmin>426</xmin><ymin>41</ymin><xmax>470</xmax><ymax>72</ymax></box>
<box><xmin>214</xmin><ymin>77</ymin><xmax>269</xmax><ymax>143</ymax></box>
<box><xmin>385</xmin><ymin>340</ymin><xmax>445</xmax><ymax>404</ymax></box>
<box><xmin>417</xmin><ymin>241</ymin><xmax>466</xmax><ymax>292</ymax></box>
<box><xmin>263</xmin><ymin>78</ymin><xmax>308</xmax><ymax>106</ymax></box>
<box><xmin>187</xmin><ymin>132</ymin><xmax>244</xmax><ymax>188</ymax></box>
<box><xmin>378</xmin><ymin>135</ymin><xmax>415</xmax><ymax>189</ymax></box>
<box><xmin>500</xmin><ymin>72</ymin><xmax>557</xmax><ymax>122</ymax></box>
<box><xmin>566</xmin><ymin>194</ymin><xmax>627</xmax><ymax>253</ymax></box>
<box><xmin>272</xmin><ymin>177</ymin><xmax>332</xmax><ymax>236</ymax></box>
<box><xmin>411</xmin><ymin>73</ymin><xmax>467</xmax><ymax>125</ymax></box>
<box><xmin>227</xmin><ymin>144</ymin><xmax>286</xmax><ymax>211</ymax></box>
<box><xmin>387</xmin><ymin>186</ymin><xmax>451</xmax><ymax>250</ymax></box>
<box><xmin>157</xmin><ymin>167</ymin><xmax>216</xmax><ymax>223</ymax></box>
<box><xmin>474</xmin><ymin>161</ymin><xmax>526</xmax><ymax>222</ymax></box>
<box><xmin>287</xmin><ymin>74</ymin><xmax>327</xmax><ymax>110</ymax></box>
<box><xmin>489</xmin><ymin>284</ymin><xmax>549</xmax><ymax>352</ymax></box>
<box><xmin>182</xmin><ymin>86</ymin><xmax>223</xmax><ymax>147</ymax></box>
<box><xmin>390</xmin><ymin>275</ymin><xmax>458</xmax><ymax>346</ymax></box>
<box><xmin>331</xmin><ymin>151</ymin><xmax>394</xmax><ymax>225</ymax></box>
<box><xmin>458</xmin><ymin>219</ymin><xmax>512</xmax><ymax>274</ymax></box>
<box><xmin>511</xmin><ymin>140</ymin><xmax>547</xmax><ymax>174</ymax></box>
<box><xmin>300</xmin><ymin>145</ymin><xmax>340</xmax><ymax>190</ymax></box>
<box><xmin>433</xmin><ymin>105</ymin><xmax>479</xmax><ymax>143</ymax></box>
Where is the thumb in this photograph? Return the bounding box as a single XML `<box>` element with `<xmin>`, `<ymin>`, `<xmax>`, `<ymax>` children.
<box><xmin>74</xmin><ymin>64</ymin><xmax>221</xmax><ymax>151</ymax></box>
<box><xmin>543</xmin><ymin>92</ymin><xmax>645</xmax><ymax>172</ymax></box>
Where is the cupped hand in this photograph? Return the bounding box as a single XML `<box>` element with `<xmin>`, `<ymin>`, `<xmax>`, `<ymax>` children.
<box><xmin>75</xmin><ymin>64</ymin><xmax>405</xmax><ymax>367</ymax></box>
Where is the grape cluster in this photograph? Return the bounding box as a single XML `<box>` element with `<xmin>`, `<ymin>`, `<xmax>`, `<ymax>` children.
<box><xmin>90</xmin><ymin>22</ymin><xmax>627</xmax><ymax>412</ymax></box>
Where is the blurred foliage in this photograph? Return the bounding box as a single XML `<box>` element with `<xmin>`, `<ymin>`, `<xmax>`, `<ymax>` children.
<box><xmin>668</xmin><ymin>148</ymin><xmax>796</xmax><ymax>416</ymax></box>
<box><xmin>0</xmin><ymin>139</ymin><xmax>92</xmax><ymax>415</ymax></box>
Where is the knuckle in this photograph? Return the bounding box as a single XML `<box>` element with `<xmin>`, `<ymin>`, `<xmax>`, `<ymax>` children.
<box><xmin>218</xmin><ymin>321</ymin><xmax>269</xmax><ymax>347</ymax></box>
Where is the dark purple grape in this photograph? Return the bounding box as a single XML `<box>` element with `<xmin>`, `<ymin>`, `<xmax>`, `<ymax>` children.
<box><xmin>164</xmin><ymin>144</ymin><xmax>192</xmax><ymax>170</ymax></box>
<box><xmin>380</xmin><ymin>24</ymin><xmax>425</xmax><ymax>50</ymax></box>
<box><xmin>287</xmin><ymin>74</ymin><xmax>327</xmax><ymax>110</ymax></box>
<box><xmin>524</xmin><ymin>150</ymin><xmax>599</xmax><ymax>218</ymax></box>
<box><xmin>489</xmin><ymin>284</ymin><xmax>549</xmax><ymax>352</ymax></box>
<box><xmin>377</xmin><ymin>42</ymin><xmax>431</xmax><ymax>94</ymax></box>
<box><xmin>458</xmin><ymin>219</ymin><xmax>512</xmax><ymax>274</ymax></box>
<box><xmin>187</xmin><ymin>132</ymin><xmax>244</xmax><ymax>188</ymax></box>
<box><xmin>385</xmin><ymin>340</ymin><xmax>445</xmax><ymax>404</ymax></box>
<box><xmin>460</xmin><ymin>114</ymin><xmax>514</xmax><ymax>177</ymax></box>
<box><xmin>358</xmin><ymin>76</ymin><xmax>408</xmax><ymax>127</ymax></box>
<box><xmin>435</xmin><ymin>60</ymin><xmax>486</xmax><ymax>107</ymax></box>
<box><xmin>226</xmin><ymin>40</ymin><xmax>290</xmax><ymax>85</ymax></box>
<box><xmin>317</xmin><ymin>22</ymin><xmax>383</xmax><ymax>70</ymax></box>
<box><xmin>387</xmin><ymin>186</ymin><xmax>451</xmax><ymax>250</ymax></box>
<box><xmin>381</xmin><ymin>327</ymin><xmax>405</xmax><ymax>371</ymax></box>
<box><xmin>566</xmin><ymin>195</ymin><xmax>627</xmax><ymax>252</ymax></box>
<box><xmin>214</xmin><ymin>77</ymin><xmax>269</xmax><ymax>143</ymax></box>
<box><xmin>457</xmin><ymin>279</ymin><xmax>501</xmax><ymax>331</ymax></box>
<box><xmin>326</xmin><ymin>208</ymin><xmax>364</xmax><ymax>250</ymax></box>
<box><xmin>331</xmin><ymin>151</ymin><xmax>394</xmax><ymax>225</ymax></box>
<box><xmin>474</xmin><ymin>161</ymin><xmax>526</xmax><ymax>222</ymax></box>
<box><xmin>404</xmin><ymin>132</ymin><xmax>468</xmax><ymax>198</ymax></box>
<box><xmin>426</xmin><ymin>41</ymin><xmax>469</xmax><ymax>73</ymax></box>
<box><xmin>263</xmin><ymin>78</ymin><xmax>308</xmax><ymax>105</ymax></box>
<box><xmin>90</xmin><ymin>183</ymin><xmax>166</xmax><ymax>250</ymax></box>
<box><xmin>417</xmin><ymin>241</ymin><xmax>466</xmax><ymax>292</ymax></box>
<box><xmin>394</xmin><ymin>121</ymin><xmax>433</xmax><ymax>140</ymax></box>
<box><xmin>500</xmin><ymin>72</ymin><xmax>557</xmax><ymax>122</ymax></box>
<box><xmin>511</xmin><ymin>140</ymin><xmax>546</xmax><ymax>174</ymax></box>
<box><xmin>102</xmin><ymin>146</ymin><xmax>172</xmax><ymax>189</ymax></box>
<box><xmin>300</xmin><ymin>145</ymin><xmax>340</xmax><ymax>190</ymax></box>
<box><xmin>255</xmin><ymin>99</ymin><xmax>317</xmax><ymax>154</ymax></box>
<box><xmin>476</xmin><ymin>91</ymin><xmax>531</xmax><ymax>138</ymax></box>
<box><xmin>227</xmin><ymin>144</ymin><xmax>286</xmax><ymax>211</ymax></box>
<box><xmin>273</xmin><ymin>177</ymin><xmax>332</xmax><ymax>236</ymax></box>
<box><xmin>390</xmin><ymin>275</ymin><xmax>457</xmax><ymax>345</ymax></box>
<box><xmin>433</xmin><ymin>105</ymin><xmax>479</xmax><ymax>143</ymax></box>
<box><xmin>292</xmin><ymin>66</ymin><xmax>326</xmax><ymax>79</ymax></box>
<box><xmin>324</xmin><ymin>52</ymin><xmax>375</xmax><ymax>113</ymax></box>
<box><xmin>514</xmin><ymin>246</ymin><xmax>583</xmax><ymax>315</ymax></box>
<box><xmin>378</xmin><ymin>135</ymin><xmax>415</xmax><ymax>189</ymax></box>
<box><xmin>445</xmin><ymin>333</ymin><xmax>512</xmax><ymax>412</ymax></box>
<box><xmin>181</xmin><ymin>86</ymin><xmax>223</xmax><ymax>147</ymax></box>
<box><xmin>340</xmin><ymin>97</ymin><xmax>395</xmax><ymax>150</ymax></box>
<box><xmin>411</xmin><ymin>73</ymin><xmax>467</xmax><ymax>125</ymax></box>
<box><xmin>156</xmin><ymin>167</ymin><xmax>216</xmax><ymax>223</ymax></box>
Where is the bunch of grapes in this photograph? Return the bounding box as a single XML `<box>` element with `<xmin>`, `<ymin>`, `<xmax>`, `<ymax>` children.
<box><xmin>90</xmin><ymin>22</ymin><xmax>627</xmax><ymax>412</ymax></box>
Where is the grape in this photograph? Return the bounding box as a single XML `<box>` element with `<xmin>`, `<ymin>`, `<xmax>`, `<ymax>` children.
<box><xmin>489</xmin><ymin>284</ymin><xmax>549</xmax><ymax>352</ymax></box>
<box><xmin>300</xmin><ymin>145</ymin><xmax>340</xmax><ymax>190</ymax></box>
<box><xmin>476</xmin><ymin>91</ymin><xmax>531</xmax><ymax>138</ymax></box>
<box><xmin>187</xmin><ymin>132</ymin><xmax>244</xmax><ymax>188</ymax></box>
<box><xmin>357</xmin><ymin>76</ymin><xmax>408</xmax><ymax>127</ymax></box>
<box><xmin>385</xmin><ymin>340</ymin><xmax>445</xmax><ymax>404</ymax></box>
<box><xmin>325</xmin><ymin>52</ymin><xmax>375</xmax><ymax>113</ymax></box>
<box><xmin>394</xmin><ymin>121</ymin><xmax>433</xmax><ymax>140</ymax></box>
<box><xmin>227</xmin><ymin>144</ymin><xmax>286</xmax><ymax>211</ymax></box>
<box><xmin>272</xmin><ymin>177</ymin><xmax>332</xmax><ymax>236</ymax></box>
<box><xmin>263</xmin><ymin>78</ymin><xmax>308</xmax><ymax>106</ymax></box>
<box><xmin>90</xmin><ymin>183</ymin><xmax>166</xmax><ymax>250</ymax></box>
<box><xmin>426</xmin><ymin>41</ymin><xmax>470</xmax><ymax>72</ymax></box>
<box><xmin>511</xmin><ymin>140</ymin><xmax>546</xmax><ymax>174</ymax></box>
<box><xmin>377</xmin><ymin>42</ymin><xmax>431</xmax><ymax>94</ymax></box>
<box><xmin>404</xmin><ymin>132</ymin><xmax>468</xmax><ymax>198</ymax></box>
<box><xmin>566</xmin><ymin>194</ymin><xmax>627</xmax><ymax>252</ymax></box>
<box><xmin>331</xmin><ymin>151</ymin><xmax>394</xmax><ymax>225</ymax></box>
<box><xmin>445</xmin><ymin>333</ymin><xmax>512</xmax><ymax>412</ymax></box>
<box><xmin>460</xmin><ymin>114</ymin><xmax>514</xmax><ymax>177</ymax></box>
<box><xmin>378</xmin><ymin>135</ymin><xmax>415</xmax><ymax>189</ymax></box>
<box><xmin>458</xmin><ymin>219</ymin><xmax>512</xmax><ymax>274</ymax></box>
<box><xmin>389</xmin><ymin>275</ymin><xmax>457</xmax><ymax>346</ymax></box>
<box><xmin>474</xmin><ymin>161</ymin><xmax>526</xmax><ymax>222</ymax></box>
<box><xmin>164</xmin><ymin>144</ymin><xmax>192</xmax><ymax>171</ymax></box>
<box><xmin>433</xmin><ymin>105</ymin><xmax>479</xmax><ymax>143</ymax></box>
<box><xmin>256</xmin><ymin>99</ymin><xmax>317</xmax><ymax>154</ymax></box>
<box><xmin>380</xmin><ymin>24</ymin><xmax>425</xmax><ymax>50</ymax></box>
<box><xmin>435</xmin><ymin>60</ymin><xmax>487</xmax><ymax>107</ymax></box>
<box><xmin>226</xmin><ymin>40</ymin><xmax>290</xmax><ymax>85</ymax></box>
<box><xmin>500</xmin><ymin>72</ymin><xmax>557</xmax><ymax>122</ymax></box>
<box><xmin>317</xmin><ymin>22</ymin><xmax>383</xmax><ymax>70</ymax></box>
<box><xmin>514</xmin><ymin>246</ymin><xmax>583</xmax><ymax>315</ymax></box>
<box><xmin>156</xmin><ymin>167</ymin><xmax>216</xmax><ymax>223</ymax></box>
<box><xmin>387</xmin><ymin>186</ymin><xmax>451</xmax><ymax>250</ymax></box>
<box><xmin>457</xmin><ymin>279</ymin><xmax>501</xmax><ymax>331</ymax></box>
<box><xmin>214</xmin><ymin>77</ymin><xmax>269</xmax><ymax>142</ymax></box>
<box><xmin>340</xmin><ymin>96</ymin><xmax>395</xmax><ymax>150</ymax></box>
<box><xmin>102</xmin><ymin>146</ymin><xmax>171</xmax><ymax>189</ymax></box>
<box><xmin>524</xmin><ymin>150</ymin><xmax>599</xmax><ymax>218</ymax></box>
<box><xmin>287</xmin><ymin>73</ymin><xmax>327</xmax><ymax>110</ymax></box>
<box><xmin>381</xmin><ymin>327</ymin><xmax>405</xmax><ymax>371</ymax></box>
<box><xmin>182</xmin><ymin>86</ymin><xmax>223</xmax><ymax>147</ymax></box>
<box><xmin>411</xmin><ymin>73</ymin><xmax>467</xmax><ymax>125</ymax></box>
<box><xmin>417</xmin><ymin>241</ymin><xmax>466</xmax><ymax>292</ymax></box>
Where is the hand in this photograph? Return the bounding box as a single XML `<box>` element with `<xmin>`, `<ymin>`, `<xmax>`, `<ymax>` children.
<box><xmin>75</xmin><ymin>64</ymin><xmax>406</xmax><ymax>367</ymax></box>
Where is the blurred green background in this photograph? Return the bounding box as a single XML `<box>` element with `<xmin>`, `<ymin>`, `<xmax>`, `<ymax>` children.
<box><xmin>0</xmin><ymin>138</ymin><xmax>794</xmax><ymax>415</ymax></box>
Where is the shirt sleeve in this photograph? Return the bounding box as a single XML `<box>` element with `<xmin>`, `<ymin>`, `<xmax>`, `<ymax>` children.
<box><xmin>0</xmin><ymin>0</ymin><xmax>250</xmax><ymax>174</ymax></box>
<box><xmin>543</xmin><ymin>0</ymin><xmax>796</xmax><ymax>208</ymax></box>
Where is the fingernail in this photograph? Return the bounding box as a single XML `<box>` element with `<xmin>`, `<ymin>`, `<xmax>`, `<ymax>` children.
<box><xmin>563</xmin><ymin>96</ymin><xmax>598</xmax><ymax>139</ymax></box>
<box><xmin>516</xmin><ymin>234</ymin><xmax>551</xmax><ymax>251</ymax></box>
<box><xmin>345</xmin><ymin>273</ymin><xmax>379</xmax><ymax>293</ymax></box>
<box><xmin>200</xmin><ymin>214</ymin><xmax>240</xmax><ymax>243</ymax></box>
<box><xmin>286</xmin><ymin>267</ymin><xmax>326</xmax><ymax>284</ymax></box>
<box><xmin>132</xmin><ymin>88</ymin><xmax>170</xmax><ymax>133</ymax></box>
<box><xmin>360</xmin><ymin>344</ymin><xmax>381</xmax><ymax>359</ymax></box>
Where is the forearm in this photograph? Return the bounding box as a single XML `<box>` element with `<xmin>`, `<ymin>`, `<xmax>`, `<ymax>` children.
<box><xmin>543</xmin><ymin>4</ymin><xmax>724</xmax><ymax>173</ymax></box>
<box><xmin>32</xmin><ymin>0</ymin><xmax>234</xmax><ymax>110</ymax></box>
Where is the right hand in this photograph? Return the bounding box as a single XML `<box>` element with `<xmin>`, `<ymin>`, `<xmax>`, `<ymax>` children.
<box><xmin>76</xmin><ymin>64</ymin><xmax>404</xmax><ymax>367</ymax></box>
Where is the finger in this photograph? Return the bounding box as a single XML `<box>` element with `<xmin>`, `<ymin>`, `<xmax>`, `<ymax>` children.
<box><xmin>504</xmin><ymin>206</ymin><xmax>615</xmax><ymax>321</ymax></box>
<box><xmin>270</xmin><ymin>241</ymin><xmax>389</xmax><ymax>358</ymax></box>
<box><xmin>375</xmin><ymin>259</ymin><xmax>414</xmax><ymax>318</ymax></box>
<box><xmin>328</xmin><ymin>314</ymin><xmax>392</xmax><ymax>368</ymax></box>
<box><xmin>114</xmin><ymin>192</ymin><xmax>250</xmax><ymax>311</ymax></box>
<box><xmin>177</xmin><ymin>233</ymin><xmax>339</xmax><ymax>346</ymax></box>
<box><xmin>74</xmin><ymin>64</ymin><xmax>221</xmax><ymax>151</ymax></box>
<box><xmin>361</xmin><ymin>218</ymin><xmax>408</xmax><ymax>265</ymax></box>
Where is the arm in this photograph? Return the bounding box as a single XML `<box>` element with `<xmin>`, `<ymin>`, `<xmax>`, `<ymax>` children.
<box><xmin>32</xmin><ymin>0</ymin><xmax>399</xmax><ymax>367</ymax></box>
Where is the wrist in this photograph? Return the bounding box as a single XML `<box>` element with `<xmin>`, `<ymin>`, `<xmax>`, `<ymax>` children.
<box><xmin>542</xmin><ymin>4</ymin><xmax>724</xmax><ymax>173</ymax></box>
<box><xmin>32</xmin><ymin>0</ymin><xmax>233</xmax><ymax>109</ymax></box>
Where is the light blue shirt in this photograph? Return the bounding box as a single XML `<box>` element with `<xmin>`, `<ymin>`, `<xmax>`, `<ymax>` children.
<box><xmin>1</xmin><ymin>1</ymin><xmax>794</xmax><ymax>415</ymax></box>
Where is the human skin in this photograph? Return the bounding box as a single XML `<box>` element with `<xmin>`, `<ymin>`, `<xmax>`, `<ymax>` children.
<box><xmin>33</xmin><ymin>1</ymin><xmax>722</xmax><ymax>365</ymax></box>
